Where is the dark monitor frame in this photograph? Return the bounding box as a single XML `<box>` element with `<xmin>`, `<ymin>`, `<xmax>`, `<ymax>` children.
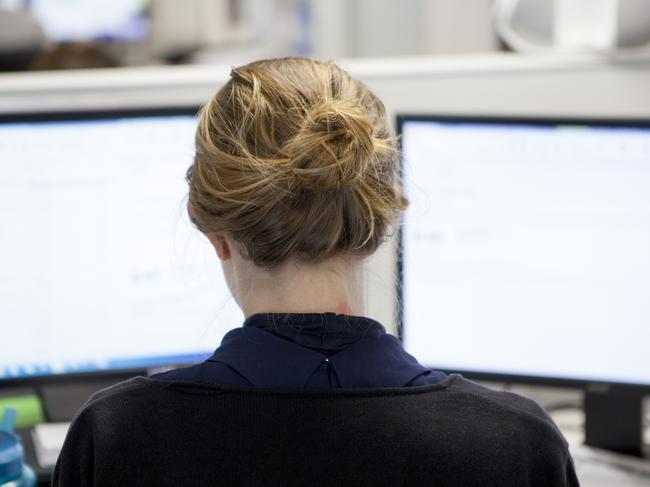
<box><xmin>0</xmin><ymin>106</ymin><xmax>199</xmax><ymax>125</ymax></box>
<box><xmin>0</xmin><ymin>106</ymin><xmax>201</xmax><ymax>394</ymax></box>
<box><xmin>396</xmin><ymin>113</ymin><xmax>650</xmax><ymax>456</ymax></box>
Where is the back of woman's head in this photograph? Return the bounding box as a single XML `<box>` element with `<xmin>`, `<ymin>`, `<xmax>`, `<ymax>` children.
<box><xmin>187</xmin><ymin>57</ymin><xmax>408</xmax><ymax>268</ymax></box>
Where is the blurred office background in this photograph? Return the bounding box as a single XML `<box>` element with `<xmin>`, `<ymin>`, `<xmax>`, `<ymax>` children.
<box><xmin>1</xmin><ymin>0</ymin><xmax>648</xmax><ymax>72</ymax></box>
<box><xmin>0</xmin><ymin>0</ymin><xmax>497</xmax><ymax>71</ymax></box>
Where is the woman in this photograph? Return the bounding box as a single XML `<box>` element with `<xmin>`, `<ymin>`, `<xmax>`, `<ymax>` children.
<box><xmin>53</xmin><ymin>57</ymin><xmax>578</xmax><ymax>486</ymax></box>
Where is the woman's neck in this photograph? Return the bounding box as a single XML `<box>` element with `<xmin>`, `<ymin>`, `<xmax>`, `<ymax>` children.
<box><xmin>231</xmin><ymin>256</ymin><xmax>365</xmax><ymax>318</ymax></box>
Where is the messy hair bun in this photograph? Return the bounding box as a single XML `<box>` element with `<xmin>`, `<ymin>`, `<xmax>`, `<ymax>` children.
<box><xmin>287</xmin><ymin>99</ymin><xmax>376</xmax><ymax>191</ymax></box>
<box><xmin>187</xmin><ymin>57</ymin><xmax>408</xmax><ymax>267</ymax></box>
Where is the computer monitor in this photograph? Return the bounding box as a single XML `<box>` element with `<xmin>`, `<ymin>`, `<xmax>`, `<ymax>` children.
<box><xmin>398</xmin><ymin>115</ymin><xmax>650</xmax><ymax>456</ymax></box>
<box><xmin>0</xmin><ymin>108</ymin><xmax>243</xmax><ymax>381</ymax></box>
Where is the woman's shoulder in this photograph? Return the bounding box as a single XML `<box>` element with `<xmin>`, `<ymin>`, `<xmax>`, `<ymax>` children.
<box><xmin>79</xmin><ymin>376</ymin><xmax>153</xmax><ymax>413</ymax></box>
<box><xmin>84</xmin><ymin>373</ymin><xmax>569</xmax><ymax>454</ymax></box>
<box><xmin>71</xmin><ymin>373</ymin><xmax>571</xmax><ymax>461</ymax></box>
<box><xmin>444</xmin><ymin>375</ymin><xmax>559</xmax><ymax>422</ymax></box>
<box><xmin>55</xmin><ymin>375</ymin><xmax>577</xmax><ymax>487</ymax></box>
<box><xmin>440</xmin><ymin>374</ymin><xmax>568</xmax><ymax>443</ymax></box>
<box><xmin>78</xmin><ymin>373</ymin><xmax>560</xmax><ymax>430</ymax></box>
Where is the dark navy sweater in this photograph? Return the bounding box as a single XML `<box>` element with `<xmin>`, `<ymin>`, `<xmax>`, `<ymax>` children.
<box><xmin>152</xmin><ymin>312</ymin><xmax>448</xmax><ymax>388</ymax></box>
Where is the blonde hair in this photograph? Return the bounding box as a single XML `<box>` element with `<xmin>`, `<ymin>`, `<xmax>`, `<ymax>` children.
<box><xmin>187</xmin><ymin>57</ymin><xmax>408</xmax><ymax>267</ymax></box>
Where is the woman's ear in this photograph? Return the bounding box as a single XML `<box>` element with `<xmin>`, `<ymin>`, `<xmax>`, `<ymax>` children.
<box><xmin>206</xmin><ymin>233</ymin><xmax>231</xmax><ymax>261</ymax></box>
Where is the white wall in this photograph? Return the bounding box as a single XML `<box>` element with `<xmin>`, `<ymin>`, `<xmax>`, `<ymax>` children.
<box><xmin>310</xmin><ymin>0</ymin><xmax>497</xmax><ymax>59</ymax></box>
<box><xmin>2</xmin><ymin>53</ymin><xmax>650</xmax><ymax>333</ymax></box>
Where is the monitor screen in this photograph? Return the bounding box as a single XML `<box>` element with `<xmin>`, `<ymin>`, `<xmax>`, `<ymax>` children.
<box><xmin>0</xmin><ymin>111</ymin><xmax>243</xmax><ymax>380</ymax></box>
<box><xmin>399</xmin><ymin>117</ymin><xmax>650</xmax><ymax>387</ymax></box>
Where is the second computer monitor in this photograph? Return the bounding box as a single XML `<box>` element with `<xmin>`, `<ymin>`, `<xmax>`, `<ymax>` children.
<box><xmin>399</xmin><ymin>115</ymin><xmax>650</xmax><ymax>387</ymax></box>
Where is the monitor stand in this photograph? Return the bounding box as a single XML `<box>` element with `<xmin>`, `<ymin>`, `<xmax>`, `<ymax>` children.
<box><xmin>584</xmin><ymin>385</ymin><xmax>645</xmax><ymax>457</ymax></box>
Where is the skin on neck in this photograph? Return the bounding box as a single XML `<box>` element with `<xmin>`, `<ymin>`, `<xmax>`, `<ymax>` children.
<box><xmin>206</xmin><ymin>232</ymin><xmax>365</xmax><ymax>318</ymax></box>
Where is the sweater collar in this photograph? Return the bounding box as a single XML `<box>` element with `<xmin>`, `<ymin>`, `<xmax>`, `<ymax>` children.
<box><xmin>207</xmin><ymin>313</ymin><xmax>430</xmax><ymax>388</ymax></box>
<box><xmin>242</xmin><ymin>312</ymin><xmax>385</xmax><ymax>354</ymax></box>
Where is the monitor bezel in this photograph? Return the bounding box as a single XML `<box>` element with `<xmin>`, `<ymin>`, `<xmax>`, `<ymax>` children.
<box><xmin>0</xmin><ymin>106</ymin><xmax>200</xmax><ymax>124</ymax></box>
<box><xmin>0</xmin><ymin>106</ymin><xmax>208</xmax><ymax>387</ymax></box>
<box><xmin>396</xmin><ymin>113</ymin><xmax>650</xmax><ymax>393</ymax></box>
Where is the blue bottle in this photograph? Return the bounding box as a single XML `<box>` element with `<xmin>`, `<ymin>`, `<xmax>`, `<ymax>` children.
<box><xmin>0</xmin><ymin>409</ymin><xmax>36</xmax><ymax>487</ymax></box>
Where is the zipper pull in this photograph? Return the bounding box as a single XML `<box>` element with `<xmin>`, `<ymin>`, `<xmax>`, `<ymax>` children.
<box><xmin>323</xmin><ymin>357</ymin><xmax>333</xmax><ymax>387</ymax></box>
